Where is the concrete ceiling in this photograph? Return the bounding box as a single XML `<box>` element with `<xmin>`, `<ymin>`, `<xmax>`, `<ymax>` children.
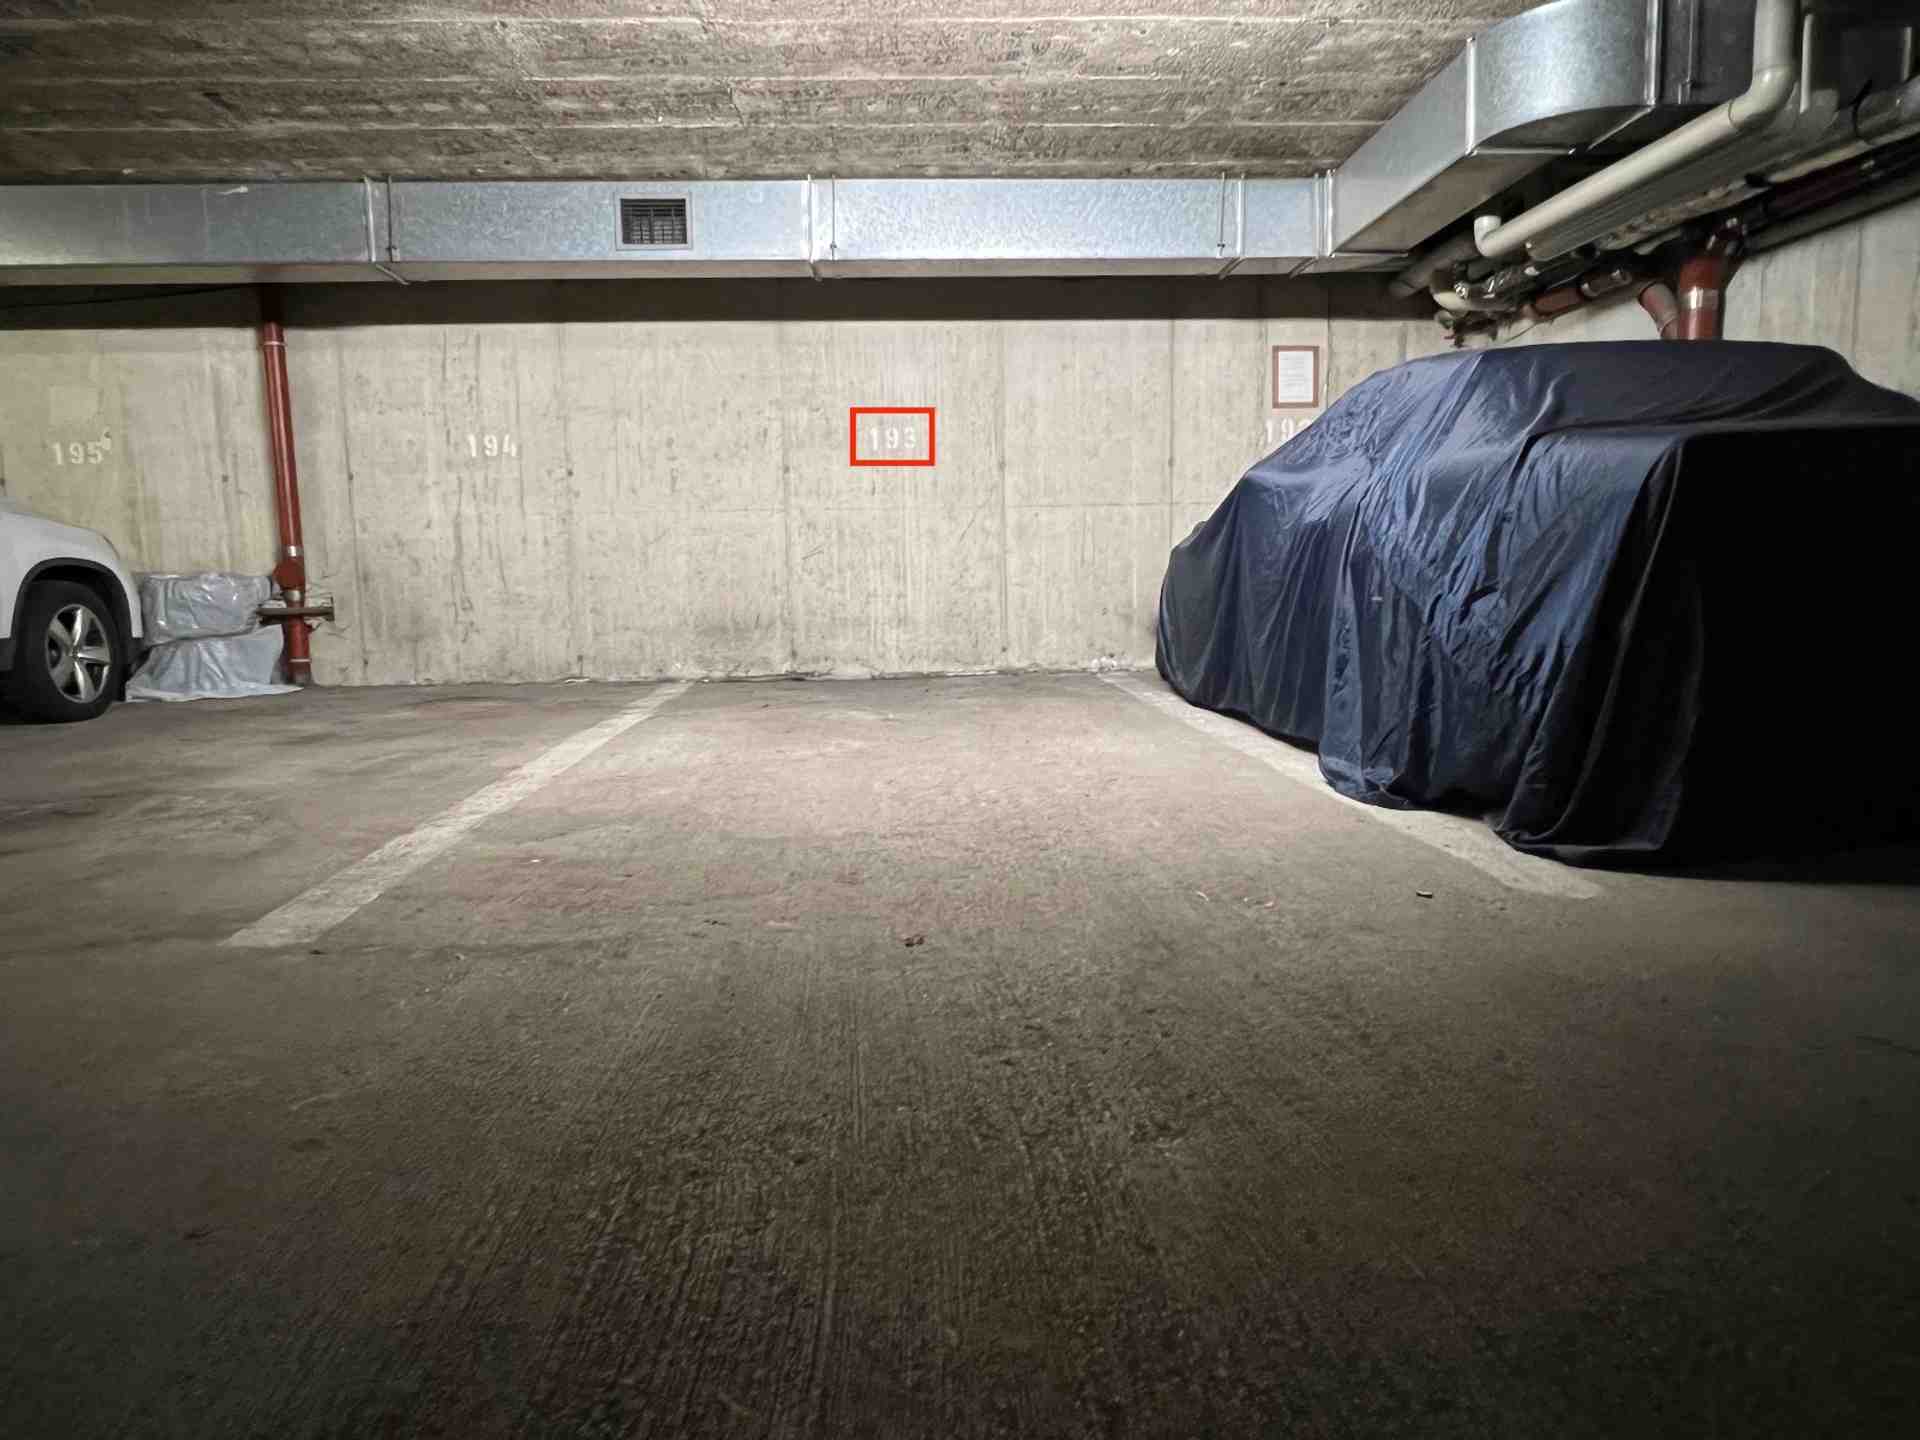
<box><xmin>0</xmin><ymin>1</ymin><xmax>1545</xmax><ymax>182</ymax></box>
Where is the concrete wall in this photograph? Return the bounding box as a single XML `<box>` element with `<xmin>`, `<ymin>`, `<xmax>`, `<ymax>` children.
<box><xmin>1487</xmin><ymin>192</ymin><xmax>1920</xmax><ymax>398</ymax></box>
<box><xmin>0</xmin><ymin>279</ymin><xmax>1443</xmax><ymax>684</ymax></box>
<box><xmin>11</xmin><ymin>190</ymin><xmax>1908</xmax><ymax>689</ymax></box>
<box><xmin>0</xmin><ymin>291</ymin><xmax>278</xmax><ymax>578</ymax></box>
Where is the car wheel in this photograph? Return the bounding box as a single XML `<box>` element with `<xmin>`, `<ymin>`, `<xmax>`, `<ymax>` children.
<box><xmin>4</xmin><ymin>579</ymin><xmax>121</xmax><ymax>723</ymax></box>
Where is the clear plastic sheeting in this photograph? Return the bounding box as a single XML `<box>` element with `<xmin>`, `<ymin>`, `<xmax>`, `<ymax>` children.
<box><xmin>1157</xmin><ymin>341</ymin><xmax>1920</xmax><ymax>865</ymax></box>
<box><xmin>137</xmin><ymin>571</ymin><xmax>274</xmax><ymax>643</ymax></box>
<box><xmin>127</xmin><ymin>625</ymin><xmax>298</xmax><ymax>703</ymax></box>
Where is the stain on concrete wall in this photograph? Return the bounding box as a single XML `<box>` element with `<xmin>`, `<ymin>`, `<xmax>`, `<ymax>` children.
<box><xmin>0</xmin><ymin>277</ymin><xmax>1445</xmax><ymax>685</ymax></box>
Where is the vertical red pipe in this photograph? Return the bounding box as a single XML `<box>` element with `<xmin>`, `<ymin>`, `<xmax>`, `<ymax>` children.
<box><xmin>1674</xmin><ymin>250</ymin><xmax>1731</xmax><ymax>340</ymax></box>
<box><xmin>258</xmin><ymin>289</ymin><xmax>312</xmax><ymax>686</ymax></box>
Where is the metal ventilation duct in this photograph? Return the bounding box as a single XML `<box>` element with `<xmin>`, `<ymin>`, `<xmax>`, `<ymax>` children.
<box><xmin>1329</xmin><ymin>0</ymin><xmax>1649</xmax><ymax>255</ymax></box>
<box><xmin>0</xmin><ymin>177</ymin><xmax>1325</xmax><ymax>285</ymax></box>
<box><xmin>391</xmin><ymin>181</ymin><xmax>808</xmax><ymax>280</ymax></box>
<box><xmin>1508</xmin><ymin>2</ymin><xmax>1920</xmax><ymax>260</ymax></box>
<box><xmin>0</xmin><ymin>180</ymin><xmax>389</xmax><ymax>286</ymax></box>
<box><xmin>0</xmin><ymin>0</ymin><xmax>1784</xmax><ymax>287</ymax></box>
<box><xmin>807</xmin><ymin>178</ymin><xmax>1322</xmax><ymax>278</ymax></box>
<box><xmin>816</xmin><ymin>179</ymin><xmax>1238</xmax><ymax>278</ymax></box>
<box><xmin>1324</xmin><ymin>0</ymin><xmax>1765</xmax><ymax>258</ymax></box>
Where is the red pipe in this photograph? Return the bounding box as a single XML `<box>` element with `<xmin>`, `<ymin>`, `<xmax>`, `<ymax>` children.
<box><xmin>1674</xmin><ymin>250</ymin><xmax>1731</xmax><ymax>340</ymax></box>
<box><xmin>258</xmin><ymin>289</ymin><xmax>312</xmax><ymax>686</ymax></box>
<box><xmin>1522</xmin><ymin>264</ymin><xmax>1643</xmax><ymax>323</ymax></box>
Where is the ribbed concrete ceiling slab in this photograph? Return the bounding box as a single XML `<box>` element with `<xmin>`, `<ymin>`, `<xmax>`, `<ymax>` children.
<box><xmin>0</xmin><ymin>2</ymin><xmax>1544</xmax><ymax>182</ymax></box>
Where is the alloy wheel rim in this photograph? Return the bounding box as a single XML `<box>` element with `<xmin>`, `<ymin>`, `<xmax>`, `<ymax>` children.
<box><xmin>46</xmin><ymin>603</ymin><xmax>112</xmax><ymax>705</ymax></box>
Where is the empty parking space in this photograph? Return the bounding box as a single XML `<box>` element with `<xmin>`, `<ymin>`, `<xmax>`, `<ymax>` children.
<box><xmin>3</xmin><ymin>674</ymin><xmax>1916</xmax><ymax>1436</ymax></box>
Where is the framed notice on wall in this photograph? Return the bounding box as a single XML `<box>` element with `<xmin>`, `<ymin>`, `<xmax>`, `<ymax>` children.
<box><xmin>1271</xmin><ymin>345</ymin><xmax>1321</xmax><ymax>409</ymax></box>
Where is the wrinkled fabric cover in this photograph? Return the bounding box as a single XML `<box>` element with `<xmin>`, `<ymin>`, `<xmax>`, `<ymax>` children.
<box><xmin>1157</xmin><ymin>341</ymin><xmax>1920</xmax><ymax>864</ymax></box>
<box><xmin>138</xmin><ymin>571</ymin><xmax>274</xmax><ymax>643</ymax></box>
<box><xmin>128</xmin><ymin>626</ymin><xmax>297</xmax><ymax>702</ymax></box>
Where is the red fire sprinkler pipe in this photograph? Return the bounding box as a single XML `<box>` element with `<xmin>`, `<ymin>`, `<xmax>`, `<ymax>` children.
<box><xmin>1675</xmin><ymin>252</ymin><xmax>1731</xmax><ymax>340</ymax></box>
<box><xmin>257</xmin><ymin>289</ymin><xmax>313</xmax><ymax>686</ymax></box>
<box><xmin>1673</xmin><ymin>220</ymin><xmax>1742</xmax><ymax>341</ymax></box>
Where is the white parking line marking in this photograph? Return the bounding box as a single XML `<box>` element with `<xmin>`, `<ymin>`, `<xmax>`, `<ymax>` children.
<box><xmin>1100</xmin><ymin>672</ymin><xmax>1600</xmax><ymax>900</ymax></box>
<box><xmin>224</xmin><ymin>683</ymin><xmax>691</xmax><ymax>949</ymax></box>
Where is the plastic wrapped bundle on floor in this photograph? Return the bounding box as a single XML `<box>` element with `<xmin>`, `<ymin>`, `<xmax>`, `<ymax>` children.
<box><xmin>130</xmin><ymin>571</ymin><xmax>297</xmax><ymax>701</ymax></box>
<box><xmin>128</xmin><ymin>623</ymin><xmax>298</xmax><ymax>702</ymax></box>
<box><xmin>136</xmin><ymin>571</ymin><xmax>275</xmax><ymax>643</ymax></box>
<box><xmin>1156</xmin><ymin>341</ymin><xmax>1920</xmax><ymax>865</ymax></box>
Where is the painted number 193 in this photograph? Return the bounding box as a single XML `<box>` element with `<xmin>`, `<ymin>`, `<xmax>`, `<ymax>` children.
<box><xmin>866</xmin><ymin>422</ymin><xmax>918</xmax><ymax>453</ymax></box>
<box><xmin>849</xmin><ymin>407</ymin><xmax>937</xmax><ymax>467</ymax></box>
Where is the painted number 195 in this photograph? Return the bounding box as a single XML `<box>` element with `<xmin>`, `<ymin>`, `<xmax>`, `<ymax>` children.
<box><xmin>50</xmin><ymin>437</ymin><xmax>113</xmax><ymax>466</ymax></box>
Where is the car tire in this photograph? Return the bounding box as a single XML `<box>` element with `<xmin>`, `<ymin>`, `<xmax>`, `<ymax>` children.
<box><xmin>3</xmin><ymin>579</ymin><xmax>122</xmax><ymax>723</ymax></box>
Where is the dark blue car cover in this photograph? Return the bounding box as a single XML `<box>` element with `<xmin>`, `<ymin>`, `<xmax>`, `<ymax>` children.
<box><xmin>1156</xmin><ymin>341</ymin><xmax>1920</xmax><ymax>864</ymax></box>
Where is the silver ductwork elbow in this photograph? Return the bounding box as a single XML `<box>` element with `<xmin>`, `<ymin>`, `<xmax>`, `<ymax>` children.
<box><xmin>1474</xmin><ymin>0</ymin><xmax>1804</xmax><ymax>263</ymax></box>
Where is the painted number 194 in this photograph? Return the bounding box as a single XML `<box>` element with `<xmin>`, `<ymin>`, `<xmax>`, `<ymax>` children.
<box><xmin>465</xmin><ymin>432</ymin><xmax>519</xmax><ymax>459</ymax></box>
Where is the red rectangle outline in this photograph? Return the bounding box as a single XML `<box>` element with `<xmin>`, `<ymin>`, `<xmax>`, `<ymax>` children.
<box><xmin>849</xmin><ymin>407</ymin><xmax>937</xmax><ymax>466</ymax></box>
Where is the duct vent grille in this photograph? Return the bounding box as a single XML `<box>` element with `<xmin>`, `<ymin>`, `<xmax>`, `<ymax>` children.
<box><xmin>619</xmin><ymin>197</ymin><xmax>689</xmax><ymax>247</ymax></box>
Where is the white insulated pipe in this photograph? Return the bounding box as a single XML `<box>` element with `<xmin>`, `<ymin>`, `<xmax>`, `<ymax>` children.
<box><xmin>1765</xmin><ymin>69</ymin><xmax>1920</xmax><ymax>183</ymax></box>
<box><xmin>1475</xmin><ymin>0</ymin><xmax>1803</xmax><ymax>261</ymax></box>
<box><xmin>1387</xmin><ymin>231</ymin><xmax>1482</xmax><ymax>300</ymax></box>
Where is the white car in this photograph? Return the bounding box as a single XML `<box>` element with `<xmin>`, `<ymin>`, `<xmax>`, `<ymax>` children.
<box><xmin>0</xmin><ymin>496</ymin><xmax>143</xmax><ymax>722</ymax></box>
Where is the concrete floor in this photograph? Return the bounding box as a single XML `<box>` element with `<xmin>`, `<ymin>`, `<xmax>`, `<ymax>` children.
<box><xmin>2</xmin><ymin>673</ymin><xmax>1917</xmax><ymax>1438</ymax></box>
